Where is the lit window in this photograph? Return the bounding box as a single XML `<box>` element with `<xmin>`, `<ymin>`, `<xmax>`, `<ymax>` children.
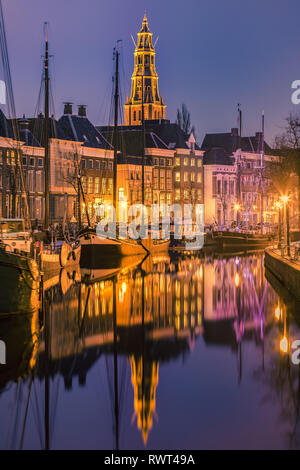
<box><xmin>184</xmin><ymin>157</ymin><xmax>189</xmax><ymax>166</ymax></box>
<box><xmin>88</xmin><ymin>177</ymin><xmax>93</xmax><ymax>194</ymax></box>
<box><xmin>184</xmin><ymin>172</ymin><xmax>189</xmax><ymax>182</ymax></box>
<box><xmin>191</xmin><ymin>158</ymin><xmax>195</xmax><ymax>166</ymax></box>
<box><xmin>175</xmin><ymin>172</ymin><xmax>180</xmax><ymax>182</ymax></box>
<box><xmin>95</xmin><ymin>177</ymin><xmax>100</xmax><ymax>193</ymax></box>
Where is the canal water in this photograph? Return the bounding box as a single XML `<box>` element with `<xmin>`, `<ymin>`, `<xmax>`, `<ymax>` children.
<box><xmin>0</xmin><ymin>251</ymin><xmax>300</xmax><ymax>450</ymax></box>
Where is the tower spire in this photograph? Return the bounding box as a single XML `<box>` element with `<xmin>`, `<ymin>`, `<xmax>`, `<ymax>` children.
<box><xmin>124</xmin><ymin>15</ymin><xmax>166</xmax><ymax>125</ymax></box>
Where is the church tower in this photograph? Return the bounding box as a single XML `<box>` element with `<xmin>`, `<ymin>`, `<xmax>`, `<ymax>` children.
<box><xmin>124</xmin><ymin>14</ymin><xmax>166</xmax><ymax>126</ymax></box>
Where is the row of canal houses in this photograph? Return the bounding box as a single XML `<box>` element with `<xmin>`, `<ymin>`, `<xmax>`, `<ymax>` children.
<box><xmin>0</xmin><ymin>103</ymin><xmax>204</xmax><ymax>226</ymax></box>
<box><xmin>0</xmin><ymin>103</ymin><xmax>289</xmax><ymax>229</ymax></box>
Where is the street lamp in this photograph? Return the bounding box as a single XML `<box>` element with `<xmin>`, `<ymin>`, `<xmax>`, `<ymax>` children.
<box><xmin>280</xmin><ymin>195</ymin><xmax>290</xmax><ymax>256</ymax></box>
<box><xmin>234</xmin><ymin>203</ymin><xmax>241</xmax><ymax>230</ymax></box>
<box><xmin>275</xmin><ymin>201</ymin><xmax>283</xmax><ymax>249</ymax></box>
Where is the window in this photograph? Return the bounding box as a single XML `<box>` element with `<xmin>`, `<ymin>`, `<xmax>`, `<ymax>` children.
<box><xmin>191</xmin><ymin>158</ymin><xmax>195</xmax><ymax>167</ymax></box>
<box><xmin>184</xmin><ymin>157</ymin><xmax>189</xmax><ymax>166</ymax></box>
<box><xmin>22</xmin><ymin>157</ymin><xmax>27</xmax><ymax>166</ymax></box>
<box><xmin>81</xmin><ymin>159</ymin><xmax>86</xmax><ymax>169</ymax></box>
<box><xmin>133</xmin><ymin>111</ymin><xmax>136</xmax><ymax>121</ymax></box>
<box><xmin>119</xmin><ymin>187</ymin><xmax>125</xmax><ymax>201</ymax></box>
<box><xmin>167</xmin><ymin>193</ymin><xmax>172</xmax><ymax>205</ymax></box>
<box><xmin>95</xmin><ymin>161</ymin><xmax>100</xmax><ymax>170</ymax></box>
<box><xmin>160</xmin><ymin>159</ymin><xmax>165</xmax><ymax>166</ymax></box>
<box><xmin>191</xmin><ymin>172</ymin><xmax>195</xmax><ymax>182</ymax></box>
<box><xmin>30</xmin><ymin>158</ymin><xmax>34</xmax><ymax>167</ymax></box>
<box><xmin>197</xmin><ymin>159</ymin><xmax>202</xmax><ymax>168</ymax></box>
<box><xmin>108</xmin><ymin>178</ymin><xmax>113</xmax><ymax>195</ymax></box>
<box><xmin>36</xmin><ymin>171</ymin><xmax>43</xmax><ymax>192</ymax></box>
<box><xmin>153</xmin><ymin>158</ymin><xmax>158</xmax><ymax>166</ymax></box>
<box><xmin>38</xmin><ymin>159</ymin><xmax>43</xmax><ymax>167</ymax></box>
<box><xmin>27</xmin><ymin>170</ymin><xmax>34</xmax><ymax>192</ymax></box>
<box><xmin>95</xmin><ymin>177</ymin><xmax>100</xmax><ymax>194</ymax></box>
<box><xmin>184</xmin><ymin>189</ymin><xmax>189</xmax><ymax>199</ymax></box>
<box><xmin>175</xmin><ymin>157</ymin><xmax>180</xmax><ymax>166</ymax></box>
<box><xmin>197</xmin><ymin>173</ymin><xmax>202</xmax><ymax>183</ymax></box>
<box><xmin>81</xmin><ymin>176</ymin><xmax>87</xmax><ymax>193</ymax></box>
<box><xmin>197</xmin><ymin>190</ymin><xmax>202</xmax><ymax>200</ymax></box>
<box><xmin>88</xmin><ymin>177</ymin><xmax>93</xmax><ymax>194</ymax></box>
<box><xmin>175</xmin><ymin>189</ymin><xmax>180</xmax><ymax>201</ymax></box>
<box><xmin>230</xmin><ymin>181</ymin><xmax>235</xmax><ymax>195</ymax></box>
<box><xmin>175</xmin><ymin>172</ymin><xmax>180</xmax><ymax>182</ymax></box>
<box><xmin>184</xmin><ymin>172</ymin><xmax>189</xmax><ymax>183</ymax></box>
<box><xmin>102</xmin><ymin>178</ymin><xmax>107</xmax><ymax>194</ymax></box>
<box><xmin>88</xmin><ymin>160</ymin><xmax>93</xmax><ymax>169</ymax></box>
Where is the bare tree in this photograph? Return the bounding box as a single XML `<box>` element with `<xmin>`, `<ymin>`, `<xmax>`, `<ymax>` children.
<box><xmin>272</xmin><ymin>114</ymin><xmax>300</xmax><ymax>230</ymax></box>
<box><xmin>176</xmin><ymin>103</ymin><xmax>196</xmax><ymax>137</ymax></box>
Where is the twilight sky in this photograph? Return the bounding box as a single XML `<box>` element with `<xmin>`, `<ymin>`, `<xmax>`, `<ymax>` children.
<box><xmin>2</xmin><ymin>0</ymin><xmax>300</xmax><ymax>146</ymax></box>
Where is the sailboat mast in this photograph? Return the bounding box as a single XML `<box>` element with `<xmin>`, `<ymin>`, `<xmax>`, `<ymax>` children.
<box><xmin>141</xmin><ymin>74</ymin><xmax>145</xmax><ymax>206</ymax></box>
<box><xmin>113</xmin><ymin>46</ymin><xmax>119</xmax><ymax>214</ymax></box>
<box><xmin>260</xmin><ymin>110</ymin><xmax>265</xmax><ymax>234</ymax></box>
<box><xmin>237</xmin><ymin>104</ymin><xmax>242</xmax><ymax>228</ymax></box>
<box><xmin>44</xmin><ymin>23</ymin><xmax>50</xmax><ymax>229</ymax></box>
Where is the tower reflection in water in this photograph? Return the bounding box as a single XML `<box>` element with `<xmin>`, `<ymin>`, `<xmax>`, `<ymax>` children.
<box><xmin>3</xmin><ymin>252</ymin><xmax>300</xmax><ymax>449</ymax></box>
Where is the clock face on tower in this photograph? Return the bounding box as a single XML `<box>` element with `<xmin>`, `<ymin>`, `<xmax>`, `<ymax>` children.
<box><xmin>124</xmin><ymin>14</ymin><xmax>166</xmax><ymax>125</ymax></box>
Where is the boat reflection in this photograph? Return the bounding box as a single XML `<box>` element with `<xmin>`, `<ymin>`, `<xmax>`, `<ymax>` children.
<box><xmin>4</xmin><ymin>251</ymin><xmax>300</xmax><ymax>449</ymax></box>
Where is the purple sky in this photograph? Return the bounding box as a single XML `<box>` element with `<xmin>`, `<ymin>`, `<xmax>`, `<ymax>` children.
<box><xmin>2</xmin><ymin>0</ymin><xmax>300</xmax><ymax>146</ymax></box>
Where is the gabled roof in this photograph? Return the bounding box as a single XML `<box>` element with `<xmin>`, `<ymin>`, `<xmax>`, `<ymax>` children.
<box><xmin>98</xmin><ymin>126</ymin><xmax>168</xmax><ymax>158</ymax></box>
<box><xmin>26</xmin><ymin>115</ymin><xmax>66</xmax><ymax>146</ymax></box>
<box><xmin>144</xmin><ymin>120</ymin><xmax>201</xmax><ymax>151</ymax></box>
<box><xmin>58</xmin><ymin>114</ymin><xmax>112</xmax><ymax>150</ymax></box>
<box><xmin>203</xmin><ymin>147</ymin><xmax>234</xmax><ymax>166</ymax></box>
<box><xmin>99</xmin><ymin>121</ymin><xmax>201</xmax><ymax>153</ymax></box>
<box><xmin>201</xmin><ymin>128</ymin><xmax>274</xmax><ymax>156</ymax></box>
<box><xmin>0</xmin><ymin>109</ymin><xmax>14</xmax><ymax>139</ymax></box>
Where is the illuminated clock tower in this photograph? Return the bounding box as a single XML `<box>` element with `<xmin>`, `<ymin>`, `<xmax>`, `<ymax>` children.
<box><xmin>124</xmin><ymin>14</ymin><xmax>166</xmax><ymax>126</ymax></box>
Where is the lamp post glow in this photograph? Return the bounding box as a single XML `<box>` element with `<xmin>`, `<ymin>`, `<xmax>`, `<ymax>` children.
<box><xmin>280</xmin><ymin>195</ymin><xmax>290</xmax><ymax>256</ymax></box>
<box><xmin>275</xmin><ymin>201</ymin><xmax>283</xmax><ymax>249</ymax></box>
<box><xmin>234</xmin><ymin>203</ymin><xmax>241</xmax><ymax>229</ymax></box>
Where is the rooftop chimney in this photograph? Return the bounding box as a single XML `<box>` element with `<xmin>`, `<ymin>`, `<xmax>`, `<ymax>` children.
<box><xmin>64</xmin><ymin>102</ymin><xmax>73</xmax><ymax>115</ymax></box>
<box><xmin>78</xmin><ymin>105</ymin><xmax>87</xmax><ymax>117</ymax></box>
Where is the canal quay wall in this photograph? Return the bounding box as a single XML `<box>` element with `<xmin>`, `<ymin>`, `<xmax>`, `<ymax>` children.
<box><xmin>265</xmin><ymin>248</ymin><xmax>300</xmax><ymax>302</ymax></box>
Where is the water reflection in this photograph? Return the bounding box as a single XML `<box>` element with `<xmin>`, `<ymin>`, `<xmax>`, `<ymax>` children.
<box><xmin>1</xmin><ymin>252</ymin><xmax>300</xmax><ymax>449</ymax></box>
